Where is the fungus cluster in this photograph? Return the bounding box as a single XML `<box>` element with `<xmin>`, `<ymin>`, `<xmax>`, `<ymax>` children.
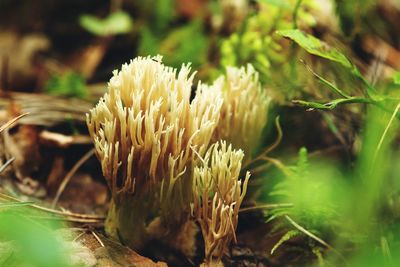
<box><xmin>210</xmin><ymin>64</ymin><xmax>270</xmax><ymax>161</ymax></box>
<box><xmin>192</xmin><ymin>141</ymin><xmax>249</xmax><ymax>266</ymax></box>
<box><xmin>87</xmin><ymin>55</ymin><xmax>269</xmax><ymax>265</ymax></box>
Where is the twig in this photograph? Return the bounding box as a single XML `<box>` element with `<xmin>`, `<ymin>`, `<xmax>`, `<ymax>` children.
<box><xmin>72</xmin><ymin>230</ymin><xmax>86</xmax><ymax>242</ymax></box>
<box><xmin>0</xmin><ymin>157</ymin><xmax>14</xmax><ymax>174</ymax></box>
<box><xmin>23</xmin><ymin>214</ymin><xmax>103</xmax><ymax>224</ymax></box>
<box><xmin>285</xmin><ymin>215</ymin><xmax>332</xmax><ymax>249</ymax></box>
<box><xmin>284</xmin><ymin>215</ymin><xmax>347</xmax><ymax>265</ymax></box>
<box><xmin>243</xmin><ymin>116</ymin><xmax>282</xmax><ymax>169</ymax></box>
<box><xmin>240</xmin><ymin>203</ymin><xmax>293</xmax><ymax>213</ymax></box>
<box><xmin>258</xmin><ymin>156</ymin><xmax>291</xmax><ymax>176</ymax></box>
<box><xmin>51</xmin><ymin>149</ymin><xmax>95</xmax><ymax>208</ymax></box>
<box><xmin>0</xmin><ymin>192</ymin><xmax>105</xmax><ymax>221</ymax></box>
<box><xmin>91</xmin><ymin>230</ymin><xmax>105</xmax><ymax>247</ymax></box>
<box><xmin>248</xmin><ymin>162</ymin><xmax>272</xmax><ymax>175</ymax></box>
<box><xmin>0</xmin><ymin>113</ymin><xmax>29</xmax><ymax>133</ymax></box>
<box><xmin>374</xmin><ymin>103</ymin><xmax>400</xmax><ymax>161</ymax></box>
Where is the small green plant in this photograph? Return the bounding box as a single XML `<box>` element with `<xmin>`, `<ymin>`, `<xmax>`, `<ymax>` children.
<box><xmin>139</xmin><ymin>21</ymin><xmax>208</xmax><ymax>69</ymax></box>
<box><xmin>219</xmin><ymin>0</ymin><xmax>317</xmax><ymax>86</ymax></box>
<box><xmin>266</xmin><ymin>148</ymin><xmax>342</xmax><ymax>256</ymax></box>
<box><xmin>279</xmin><ymin>29</ymin><xmax>400</xmax><ymax>112</ymax></box>
<box><xmin>79</xmin><ymin>11</ymin><xmax>133</xmax><ymax>36</ymax></box>
<box><xmin>44</xmin><ymin>72</ymin><xmax>87</xmax><ymax>98</ymax></box>
<box><xmin>393</xmin><ymin>72</ymin><xmax>400</xmax><ymax>85</ymax></box>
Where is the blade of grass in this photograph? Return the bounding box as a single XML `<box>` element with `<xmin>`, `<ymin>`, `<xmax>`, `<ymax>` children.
<box><xmin>285</xmin><ymin>215</ymin><xmax>347</xmax><ymax>264</ymax></box>
<box><xmin>302</xmin><ymin>60</ymin><xmax>351</xmax><ymax>99</ymax></box>
<box><xmin>374</xmin><ymin>103</ymin><xmax>400</xmax><ymax>161</ymax></box>
<box><xmin>0</xmin><ymin>192</ymin><xmax>105</xmax><ymax>221</ymax></box>
<box><xmin>240</xmin><ymin>203</ymin><xmax>294</xmax><ymax>213</ymax></box>
<box><xmin>0</xmin><ymin>201</ymin><xmax>34</xmax><ymax>208</ymax></box>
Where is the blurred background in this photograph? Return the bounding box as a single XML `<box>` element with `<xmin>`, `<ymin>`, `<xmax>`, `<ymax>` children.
<box><xmin>1</xmin><ymin>0</ymin><xmax>400</xmax><ymax>266</ymax></box>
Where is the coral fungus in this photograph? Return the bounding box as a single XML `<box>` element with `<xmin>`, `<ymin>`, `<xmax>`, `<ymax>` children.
<box><xmin>211</xmin><ymin>64</ymin><xmax>270</xmax><ymax>160</ymax></box>
<box><xmin>87</xmin><ymin>56</ymin><xmax>266</xmax><ymax>263</ymax></box>
<box><xmin>87</xmin><ymin>56</ymin><xmax>221</xmax><ymax>248</ymax></box>
<box><xmin>192</xmin><ymin>141</ymin><xmax>250</xmax><ymax>266</ymax></box>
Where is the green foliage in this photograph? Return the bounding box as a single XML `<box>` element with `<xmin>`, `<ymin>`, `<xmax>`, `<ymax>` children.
<box><xmin>394</xmin><ymin>72</ymin><xmax>400</xmax><ymax>86</ymax></box>
<box><xmin>270</xmin><ymin>229</ymin><xmax>300</xmax><ymax>255</ymax></box>
<box><xmin>278</xmin><ymin>28</ymin><xmax>378</xmax><ymax>99</ymax></box>
<box><xmin>270</xmin><ymin>148</ymin><xmax>349</xmax><ymax>229</ymax></box>
<box><xmin>277</xmin><ymin>29</ymin><xmax>353</xmax><ymax>69</ymax></box>
<box><xmin>79</xmin><ymin>11</ymin><xmax>133</xmax><ymax>36</ymax></box>
<box><xmin>44</xmin><ymin>72</ymin><xmax>87</xmax><ymax>98</ymax></box>
<box><xmin>152</xmin><ymin>0</ymin><xmax>175</xmax><ymax>32</ymax></box>
<box><xmin>0</xmin><ymin>208</ymin><xmax>70</xmax><ymax>267</ymax></box>
<box><xmin>279</xmin><ymin>30</ymin><xmax>400</xmax><ymax>111</ymax></box>
<box><xmin>136</xmin><ymin>0</ymin><xmax>209</xmax><ymax>69</ymax></box>
<box><xmin>139</xmin><ymin>21</ymin><xmax>207</xmax><ymax>69</ymax></box>
<box><xmin>335</xmin><ymin>0</ymin><xmax>379</xmax><ymax>37</ymax></box>
<box><xmin>0</xmin><ymin>201</ymin><xmax>34</xmax><ymax>208</ymax></box>
<box><xmin>262</xmin><ymin>102</ymin><xmax>400</xmax><ymax>265</ymax></box>
<box><xmin>257</xmin><ymin>0</ymin><xmax>291</xmax><ymax>9</ymax></box>
<box><xmin>218</xmin><ymin>1</ymin><xmax>318</xmax><ymax>96</ymax></box>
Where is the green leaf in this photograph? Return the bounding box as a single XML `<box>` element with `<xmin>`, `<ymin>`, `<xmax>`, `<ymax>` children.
<box><xmin>0</xmin><ymin>201</ymin><xmax>34</xmax><ymax>209</ymax></box>
<box><xmin>271</xmin><ymin>230</ymin><xmax>301</xmax><ymax>254</ymax></box>
<box><xmin>303</xmin><ymin>61</ymin><xmax>351</xmax><ymax>98</ymax></box>
<box><xmin>277</xmin><ymin>29</ymin><xmax>353</xmax><ymax>69</ymax></box>
<box><xmin>80</xmin><ymin>15</ymin><xmax>104</xmax><ymax>36</ymax></box>
<box><xmin>44</xmin><ymin>72</ymin><xmax>87</xmax><ymax>98</ymax></box>
<box><xmin>278</xmin><ymin>29</ymin><xmax>378</xmax><ymax>98</ymax></box>
<box><xmin>394</xmin><ymin>72</ymin><xmax>400</xmax><ymax>85</ymax></box>
<box><xmin>292</xmin><ymin>97</ymin><xmax>373</xmax><ymax>110</ymax></box>
<box><xmin>140</xmin><ymin>21</ymin><xmax>207</xmax><ymax>68</ymax></box>
<box><xmin>138</xmin><ymin>27</ymin><xmax>160</xmax><ymax>57</ymax></box>
<box><xmin>0</xmin><ymin>211</ymin><xmax>69</xmax><ymax>267</ymax></box>
<box><xmin>80</xmin><ymin>11</ymin><xmax>133</xmax><ymax>36</ymax></box>
<box><xmin>153</xmin><ymin>0</ymin><xmax>175</xmax><ymax>32</ymax></box>
<box><xmin>257</xmin><ymin>0</ymin><xmax>291</xmax><ymax>9</ymax></box>
<box><xmin>296</xmin><ymin>147</ymin><xmax>309</xmax><ymax>178</ymax></box>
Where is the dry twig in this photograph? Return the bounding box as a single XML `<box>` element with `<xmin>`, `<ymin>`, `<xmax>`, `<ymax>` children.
<box><xmin>51</xmin><ymin>148</ymin><xmax>95</xmax><ymax>208</ymax></box>
<box><xmin>0</xmin><ymin>192</ymin><xmax>105</xmax><ymax>223</ymax></box>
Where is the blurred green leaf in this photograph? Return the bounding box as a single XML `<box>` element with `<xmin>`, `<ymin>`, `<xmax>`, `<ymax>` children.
<box><xmin>335</xmin><ymin>0</ymin><xmax>378</xmax><ymax>36</ymax></box>
<box><xmin>139</xmin><ymin>21</ymin><xmax>207</xmax><ymax>68</ymax></box>
<box><xmin>0</xmin><ymin>211</ymin><xmax>69</xmax><ymax>267</ymax></box>
<box><xmin>257</xmin><ymin>0</ymin><xmax>291</xmax><ymax>9</ymax></box>
<box><xmin>138</xmin><ymin>28</ymin><xmax>161</xmax><ymax>57</ymax></box>
<box><xmin>0</xmin><ymin>201</ymin><xmax>34</xmax><ymax>209</ymax></box>
<box><xmin>393</xmin><ymin>72</ymin><xmax>400</xmax><ymax>85</ymax></box>
<box><xmin>153</xmin><ymin>0</ymin><xmax>175</xmax><ymax>32</ymax></box>
<box><xmin>44</xmin><ymin>72</ymin><xmax>87</xmax><ymax>98</ymax></box>
<box><xmin>79</xmin><ymin>11</ymin><xmax>133</xmax><ymax>36</ymax></box>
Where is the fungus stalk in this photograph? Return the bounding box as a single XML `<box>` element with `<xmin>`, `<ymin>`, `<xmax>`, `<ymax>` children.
<box><xmin>87</xmin><ymin>56</ymin><xmax>221</xmax><ymax>250</ymax></box>
<box><xmin>192</xmin><ymin>141</ymin><xmax>250</xmax><ymax>266</ymax></box>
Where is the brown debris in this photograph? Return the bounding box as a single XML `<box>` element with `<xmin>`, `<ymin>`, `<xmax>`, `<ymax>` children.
<box><xmin>2</xmin><ymin>125</ymin><xmax>41</xmax><ymax>181</ymax></box>
<box><xmin>0</xmin><ymin>31</ymin><xmax>50</xmax><ymax>91</ymax></box>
